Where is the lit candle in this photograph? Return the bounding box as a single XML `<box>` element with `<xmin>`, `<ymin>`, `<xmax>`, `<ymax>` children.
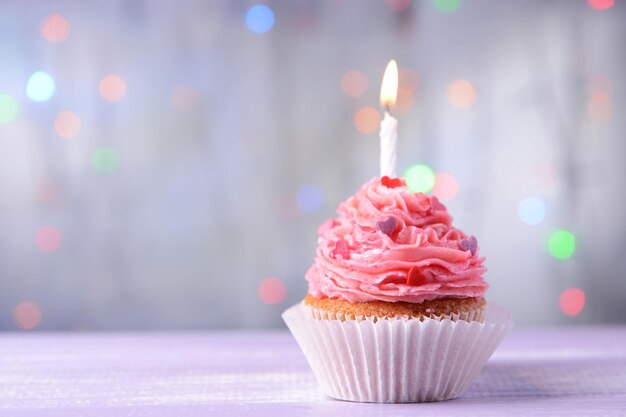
<box><xmin>379</xmin><ymin>59</ymin><xmax>399</xmax><ymax>178</ymax></box>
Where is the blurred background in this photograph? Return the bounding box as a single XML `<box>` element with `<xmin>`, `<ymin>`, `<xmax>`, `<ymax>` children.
<box><xmin>0</xmin><ymin>0</ymin><xmax>624</xmax><ymax>330</ymax></box>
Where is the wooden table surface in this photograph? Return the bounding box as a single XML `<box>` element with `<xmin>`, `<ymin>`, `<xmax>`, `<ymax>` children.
<box><xmin>0</xmin><ymin>326</ymin><xmax>625</xmax><ymax>416</ymax></box>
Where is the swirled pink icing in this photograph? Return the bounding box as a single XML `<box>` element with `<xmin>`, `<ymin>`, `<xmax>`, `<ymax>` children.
<box><xmin>305</xmin><ymin>177</ymin><xmax>488</xmax><ymax>303</ymax></box>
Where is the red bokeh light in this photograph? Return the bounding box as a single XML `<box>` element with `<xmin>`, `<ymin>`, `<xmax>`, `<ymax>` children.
<box><xmin>353</xmin><ymin>106</ymin><xmax>381</xmax><ymax>134</ymax></box>
<box><xmin>559</xmin><ymin>288</ymin><xmax>586</xmax><ymax>317</ymax></box>
<box><xmin>258</xmin><ymin>277</ymin><xmax>287</xmax><ymax>305</ymax></box>
<box><xmin>99</xmin><ymin>74</ymin><xmax>127</xmax><ymax>102</ymax></box>
<box><xmin>432</xmin><ymin>172</ymin><xmax>460</xmax><ymax>201</ymax></box>
<box><xmin>13</xmin><ymin>301</ymin><xmax>43</xmax><ymax>330</ymax></box>
<box><xmin>587</xmin><ymin>0</ymin><xmax>614</xmax><ymax>10</ymax></box>
<box><xmin>587</xmin><ymin>92</ymin><xmax>612</xmax><ymax>120</ymax></box>
<box><xmin>396</xmin><ymin>68</ymin><xmax>419</xmax><ymax>114</ymax></box>
<box><xmin>447</xmin><ymin>79</ymin><xmax>477</xmax><ymax>108</ymax></box>
<box><xmin>341</xmin><ymin>70</ymin><xmax>368</xmax><ymax>98</ymax></box>
<box><xmin>36</xmin><ymin>226</ymin><xmax>62</xmax><ymax>253</ymax></box>
<box><xmin>54</xmin><ymin>111</ymin><xmax>81</xmax><ymax>139</ymax></box>
<box><xmin>37</xmin><ymin>178</ymin><xmax>63</xmax><ymax>206</ymax></box>
<box><xmin>588</xmin><ymin>74</ymin><xmax>611</xmax><ymax>94</ymax></box>
<box><xmin>41</xmin><ymin>14</ymin><xmax>69</xmax><ymax>43</ymax></box>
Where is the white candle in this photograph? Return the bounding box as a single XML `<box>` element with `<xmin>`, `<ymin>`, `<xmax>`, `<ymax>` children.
<box><xmin>379</xmin><ymin>60</ymin><xmax>399</xmax><ymax>178</ymax></box>
<box><xmin>379</xmin><ymin>112</ymin><xmax>398</xmax><ymax>177</ymax></box>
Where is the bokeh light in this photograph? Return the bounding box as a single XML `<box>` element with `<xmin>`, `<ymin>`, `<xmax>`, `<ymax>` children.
<box><xmin>353</xmin><ymin>106</ymin><xmax>381</xmax><ymax>134</ymax></box>
<box><xmin>587</xmin><ymin>92</ymin><xmax>611</xmax><ymax>120</ymax></box>
<box><xmin>559</xmin><ymin>288</ymin><xmax>585</xmax><ymax>317</ymax></box>
<box><xmin>41</xmin><ymin>14</ymin><xmax>69</xmax><ymax>43</ymax></box>
<box><xmin>340</xmin><ymin>70</ymin><xmax>368</xmax><ymax>98</ymax></box>
<box><xmin>404</xmin><ymin>164</ymin><xmax>436</xmax><ymax>194</ymax></box>
<box><xmin>276</xmin><ymin>193</ymin><xmax>299</xmax><ymax>218</ymax></box>
<box><xmin>432</xmin><ymin>172</ymin><xmax>459</xmax><ymax>201</ymax></box>
<box><xmin>447</xmin><ymin>79</ymin><xmax>476</xmax><ymax>108</ymax></box>
<box><xmin>517</xmin><ymin>196</ymin><xmax>546</xmax><ymax>225</ymax></box>
<box><xmin>258</xmin><ymin>277</ymin><xmax>286</xmax><ymax>304</ymax></box>
<box><xmin>54</xmin><ymin>111</ymin><xmax>81</xmax><ymax>139</ymax></box>
<box><xmin>587</xmin><ymin>0</ymin><xmax>614</xmax><ymax>10</ymax></box>
<box><xmin>0</xmin><ymin>94</ymin><xmax>18</xmax><ymax>124</ymax></box>
<box><xmin>296</xmin><ymin>185</ymin><xmax>324</xmax><ymax>213</ymax></box>
<box><xmin>36</xmin><ymin>226</ymin><xmax>62</xmax><ymax>253</ymax></box>
<box><xmin>37</xmin><ymin>178</ymin><xmax>62</xmax><ymax>206</ymax></box>
<box><xmin>385</xmin><ymin>0</ymin><xmax>412</xmax><ymax>12</ymax></box>
<box><xmin>548</xmin><ymin>230</ymin><xmax>576</xmax><ymax>259</ymax></box>
<box><xmin>399</xmin><ymin>68</ymin><xmax>419</xmax><ymax>91</ymax></box>
<box><xmin>91</xmin><ymin>148</ymin><xmax>119</xmax><ymax>173</ymax></box>
<box><xmin>432</xmin><ymin>0</ymin><xmax>462</xmax><ymax>13</ymax></box>
<box><xmin>172</xmin><ymin>85</ymin><xmax>199</xmax><ymax>111</ymax></box>
<box><xmin>26</xmin><ymin>71</ymin><xmax>55</xmax><ymax>102</ymax></box>
<box><xmin>246</xmin><ymin>4</ymin><xmax>275</xmax><ymax>34</ymax></box>
<box><xmin>588</xmin><ymin>74</ymin><xmax>611</xmax><ymax>94</ymax></box>
<box><xmin>99</xmin><ymin>74</ymin><xmax>127</xmax><ymax>102</ymax></box>
<box><xmin>13</xmin><ymin>301</ymin><xmax>42</xmax><ymax>330</ymax></box>
<box><xmin>397</xmin><ymin>68</ymin><xmax>418</xmax><ymax>114</ymax></box>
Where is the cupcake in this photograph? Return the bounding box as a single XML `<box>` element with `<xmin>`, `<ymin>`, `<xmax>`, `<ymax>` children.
<box><xmin>283</xmin><ymin>175</ymin><xmax>512</xmax><ymax>403</ymax></box>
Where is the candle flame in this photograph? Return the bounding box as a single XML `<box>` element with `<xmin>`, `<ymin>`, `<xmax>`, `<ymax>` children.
<box><xmin>380</xmin><ymin>59</ymin><xmax>398</xmax><ymax>111</ymax></box>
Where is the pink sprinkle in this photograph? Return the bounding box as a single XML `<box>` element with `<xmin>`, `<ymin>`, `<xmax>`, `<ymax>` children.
<box><xmin>376</xmin><ymin>216</ymin><xmax>398</xmax><ymax>236</ymax></box>
<box><xmin>459</xmin><ymin>236</ymin><xmax>478</xmax><ymax>256</ymax></box>
<box><xmin>381</xmin><ymin>176</ymin><xmax>403</xmax><ymax>188</ymax></box>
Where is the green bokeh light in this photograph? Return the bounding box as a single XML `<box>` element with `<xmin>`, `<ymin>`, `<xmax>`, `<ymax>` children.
<box><xmin>91</xmin><ymin>148</ymin><xmax>119</xmax><ymax>173</ymax></box>
<box><xmin>404</xmin><ymin>164</ymin><xmax>436</xmax><ymax>194</ymax></box>
<box><xmin>432</xmin><ymin>0</ymin><xmax>462</xmax><ymax>13</ymax></box>
<box><xmin>0</xmin><ymin>95</ymin><xmax>19</xmax><ymax>124</ymax></box>
<box><xmin>548</xmin><ymin>230</ymin><xmax>576</xmax><ymax>259</ymax></box>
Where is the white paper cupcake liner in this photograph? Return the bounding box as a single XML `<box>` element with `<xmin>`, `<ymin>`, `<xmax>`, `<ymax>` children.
<box><xmin>282</xmin><ymin>301</ymin><xmax>512</xmax><ymax>403</ymax></box>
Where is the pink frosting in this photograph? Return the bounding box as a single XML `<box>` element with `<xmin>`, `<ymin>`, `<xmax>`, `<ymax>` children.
<box><xmin>305</xmin><ymin>177</ymin><xmax>488</xmax><ymax>303</ymax></box>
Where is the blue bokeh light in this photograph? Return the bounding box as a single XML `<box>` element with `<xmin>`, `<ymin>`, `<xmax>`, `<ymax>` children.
<box><xmin>246</xmin><ymin>5</ymin><xmax>275</xmax><ymax>34</ymax></box>
<box><xmin>296</xmin><ymin>185</ymin><xmax>324</xmax><ymax>213</ymax></box>
<box><xmin>26</xmin><ymin>71</ymin><xmax>56</xmax><ymax>102</ymax></box>
<box><xmin>517</xmin><ymin>196</ymin><xmax>546</xmax><ymax>225</ymax></box>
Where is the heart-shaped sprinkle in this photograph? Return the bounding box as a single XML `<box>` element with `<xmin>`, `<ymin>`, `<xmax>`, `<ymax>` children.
<box><xmin>381</xmin><ymin>176</ymin><xmax>403</xmax><ymax>188</ymax></box>
<box><xmin>331</xmin><ymin>239</ymin><xmax>351</xmax><ymax>260</ymax></box>
<box><xmin>376</xmin><ymin>216</ymin><xmax>398</xmax><ymax>236</ymax></box>
<box><xmin>406</xmin><ymin>267</ymin><xmax>426</xmax><ymax>286</ymax></box>
<box><xmin>459</xmin><ymin>236</ymin><xmax>478</xmax><ymax>256</ymax></box>
<box><xmin>431</xmin><ymin>196</ymin><xmax>446</xmax><ymax>211</ymax></box>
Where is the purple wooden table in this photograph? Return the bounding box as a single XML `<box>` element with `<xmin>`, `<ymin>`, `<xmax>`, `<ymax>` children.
<box><xmin>0</xmin><ymin>327</ymin><xmax>625</xmax><ymax>416</ymax></box>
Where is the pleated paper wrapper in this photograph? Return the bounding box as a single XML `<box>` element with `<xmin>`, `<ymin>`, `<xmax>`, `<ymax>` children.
<box><xmin>282</xmin><ymin>301</ymin><xmax>512</xmax><ymax>403</ymax></box>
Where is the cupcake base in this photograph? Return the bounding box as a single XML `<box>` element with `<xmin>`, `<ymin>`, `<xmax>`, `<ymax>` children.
<box><xmin>282</xmin><ymin>301</ymin><xmax>512</xmax><ymax>403</ymax></box>
<box><xmin>303</xmin><ymin>294</ymin><xmax>486</xmax><ymax>322</ymax></box>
